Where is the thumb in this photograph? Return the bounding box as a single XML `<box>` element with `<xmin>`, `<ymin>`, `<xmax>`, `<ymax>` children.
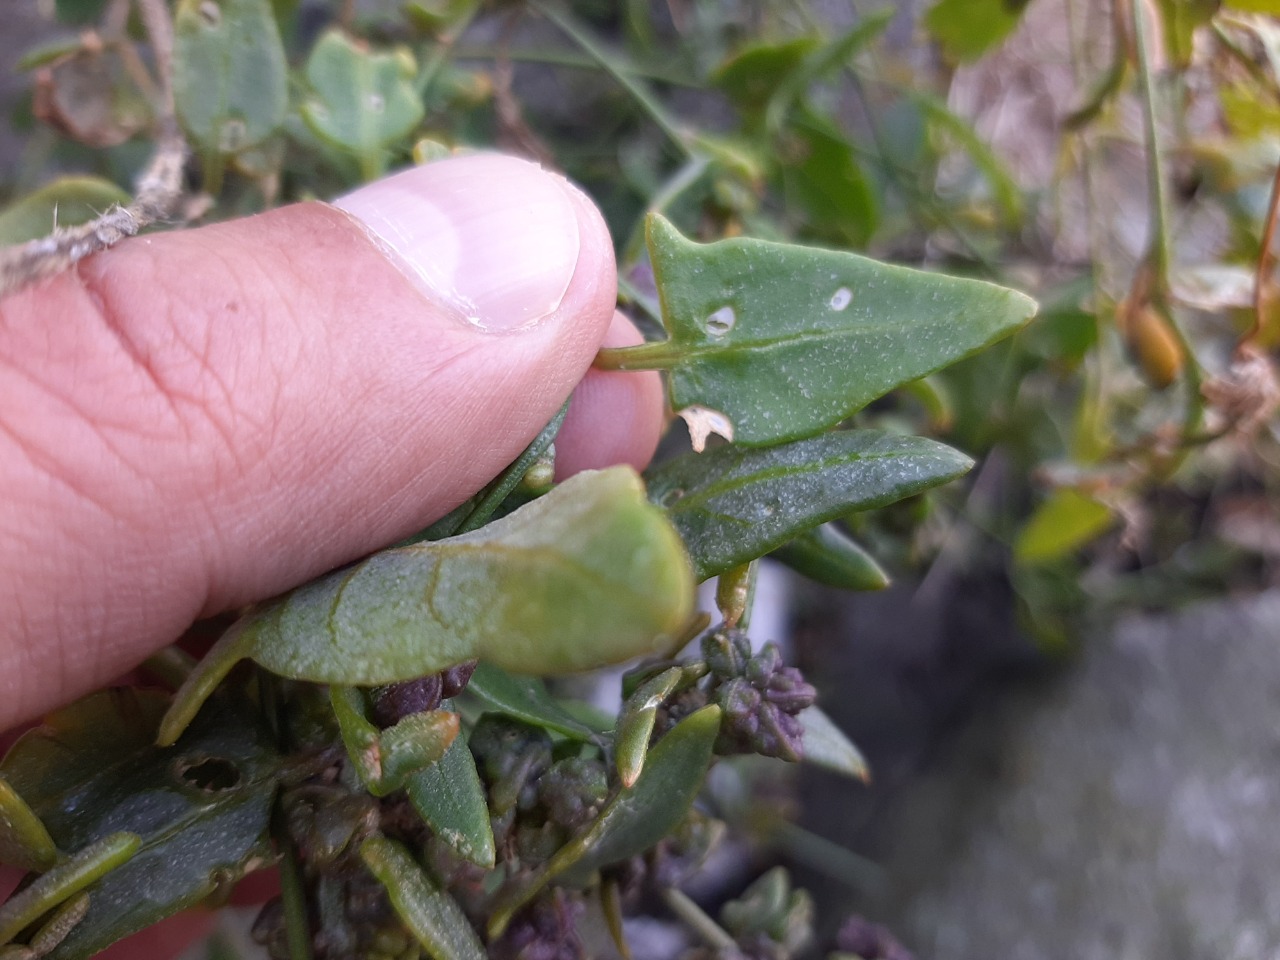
<box><xmin>0</xmin><ymin>153</ymin><xmax>654</xmax><ymax>727</ymax></box>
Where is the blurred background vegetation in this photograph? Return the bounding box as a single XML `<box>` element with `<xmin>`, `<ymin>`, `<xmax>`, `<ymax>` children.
<box><xmin>3</xmin><ymin>0</ymin><xmax>1280</xmax><ymax>956</ymax></box>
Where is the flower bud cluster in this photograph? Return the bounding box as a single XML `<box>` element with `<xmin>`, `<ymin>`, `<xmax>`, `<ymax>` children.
<box><xmin>703</xmin><ymin>630</ymin><xmax>816</xmax><ymax>762</ymax></box>
<box><xmin>369</xmin><ymin>660</ymin><xmax>478</xmax><ymax>728</ymax></box>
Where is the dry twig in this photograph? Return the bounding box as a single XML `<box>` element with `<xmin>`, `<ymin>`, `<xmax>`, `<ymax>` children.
<box><xmin>0</xmin><ymin>0</ymin><xmax>187</xmax><ymax>299</ymax></box>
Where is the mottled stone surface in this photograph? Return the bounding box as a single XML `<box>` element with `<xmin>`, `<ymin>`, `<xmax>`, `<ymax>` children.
<box><xmin>889</xmin><ymin>591</ymin><xmax>1280</xmax><ymax>960</ymax></box>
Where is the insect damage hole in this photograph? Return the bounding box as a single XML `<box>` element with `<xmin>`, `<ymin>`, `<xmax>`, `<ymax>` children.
<box><xmin>704</xmin><ymin>305</ymin><xmax>736</xmax><ymax>336</ymax></box>
<box><xmin>176</xmin><ymin>757</ymin><xmax>242</xmax><ymax>792</ymax></box>
<box><xmin>677</xmin><ymin>406</ymin><xmax>734</xmax><ymax>453</ymax></box>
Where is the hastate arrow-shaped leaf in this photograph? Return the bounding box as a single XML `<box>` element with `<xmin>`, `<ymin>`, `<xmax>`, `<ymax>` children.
<box><xmin>598</xmin><ymin>215</ymin><xmax>1037</xmax><ymax>446</ymax></box>
<box><xmin>646</xmin><ymin>430</ymin><xmax>973</xmax><ymax>581</ymax></box>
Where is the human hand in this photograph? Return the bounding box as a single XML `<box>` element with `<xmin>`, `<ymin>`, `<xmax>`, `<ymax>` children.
<box><xmin>0</xmin><ymin>152</ymin><xmax>662</xmax><ymax>955</ymax></box>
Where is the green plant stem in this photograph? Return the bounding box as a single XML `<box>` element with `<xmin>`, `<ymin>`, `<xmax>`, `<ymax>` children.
<box><xmin>453</xmin><ymin>399</ymin><xmax>569</xmax><ymax>535</ymax></box>
<box><xmin>452</xmin><ymin>45</ymin><xmax>700</xmax><ymax>87</ymax></box>
<box><xmin>139</xmin><ymin>646</ymin><xmax>197</xmax><ymax>690</ymax></box>
<box><xmin>616</xmin><ymin>274</ymin><xmax>663</xmax><ymax>327</ymax></box>
<box><xmin>1131</xmin><ymin>0</ymin><xmax>1172</xmax><ymax>281</ymax></box>
<box><xmin>770</xmin><ymin>821</ymin><xmax>885</xmax><ymax>894</ymax></box>
<box><xmin>594</xmin><ymin>340</ymin><xmax>682</xmax><ymax>371</ymax></box>
<box><xmin>1064</xmin><ymin>0</ymin><xmax>1112</xmax><ymax>464</ymax></box>
<box><xmin>1131</xmin><ymin>0</ymin><xmax>1203</xmax><ymax>438</ymax></box>
<box><xmin>659</xmin><ymin>887</ymin><xmax>738</xmax><ymax>952</ymax></box>
<box><xmin>278</xmin><ymin>836</ymin><xmax>314</xmax><ymax>960</ymax></box>
<box><xmin>0</xmin><ymin>834</ymin><xmax>140</xmax><ymax>946</ymax></box>
<box><xmin>787</xmin><ymin>0</ymin><xmax>1002</xmax><ymax>273</ymax></box>
<box><xmin>530</xmin><ymin>1</ymin><xmax>693</xmax><ymax>159</ymax></box>
<box><xmin>1247</xmin><ymin>159</ymin><xmax>1280</xmax><ymax>350</ymax></box>
<box><xmin>620</xmin><ymin>155</ymin><xmax>711</xmax><ymax>268</ymax></box>
<box><xmin>414</xmin><ymin>1</ymin><xmax>480</xmax><ymax>99</ymax></box>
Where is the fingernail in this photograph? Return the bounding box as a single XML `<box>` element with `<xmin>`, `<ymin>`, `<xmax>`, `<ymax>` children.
<box><xmin>333</xmin><ymin>154</ymin><xmax>581</xmax><ymax>332</ymax></box>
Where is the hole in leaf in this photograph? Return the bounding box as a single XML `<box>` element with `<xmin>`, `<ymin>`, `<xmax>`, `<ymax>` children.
<box><xmin>176</xmin><ymin>757</ymin><xmax>242</xmax><ymax>792</ymax></box>
<box><xmin>704</xmin><ymin>305</ymin><xmax>736</xmax><ymax>336</ymax></box>
<box><xmin>829</xmin><ymin>287</ymin><xmax>852</xmax><ymax>311</ymax></box>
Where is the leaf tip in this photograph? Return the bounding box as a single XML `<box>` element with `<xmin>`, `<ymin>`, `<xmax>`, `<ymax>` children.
<box><xmin>1011</xmin><ymin>289</ymin><xmax>1040</xmax><ymax>322</ymax></box>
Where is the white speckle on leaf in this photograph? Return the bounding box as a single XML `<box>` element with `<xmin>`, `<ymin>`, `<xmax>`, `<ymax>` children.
<box><xmin>677</xmin><ymin>406</ymin><xmax>735</xmax><ymax>452</ymax></box>
<box><xmin>830</xmin><ymin>287</ymin><xmax>852</xmax><ymax>311</ymax></box>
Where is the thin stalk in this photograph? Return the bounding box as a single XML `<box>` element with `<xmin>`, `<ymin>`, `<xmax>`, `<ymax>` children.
<box><xmin>660</xmin><ymin>887</ymin><xmax>738</xmax><ymax>952</ymax></box>
<box><xmin>1131</xmin><ymin>0</ymin><xmax>1203</xmax><ymax>436</ymax></box>
<box><xmin>1065</xmin><ymin>0</ymin><xmax>1111</xmax><ymax>463</ymax></box>
<box><xmin>714</xmin><ymin>560</ymin><xmax>758</xmax><ymax>630</ymax></box>
<box><xmin>594</xmin><ymin>340</ymin><xmax>682</xmax><ymax>371</ymax></box>
<box><xmin>139</xmin><ymin>646</ymin><xmax>196</xmax><ymax>690</ymax></box>
<box><xmin>789</xmin><ymin>0</ymin><xmax>1003</xmax><ymax>272</ymax></box>
<box><xmin>451</xmin><ymin>44</ymin><xmax>701</xmax><ymax>87</ymax></box>
<box><xmin>616</xmin><ymin>274</ymin><xmax>663</xmax><ymax>327</ymax></box>
<box><xmin>1246</xmin><ymin>160</ymin><xmax>1280</xmax><ymax>351</ymax></box>
<box><xmin>1131</xmin><ymin>0</ymin><xmax>1172</xmax><ymax>280</ymax></box>
<box><xmin>414</xmin><ymin>2</ymin><xmax>480</xmax><ymax>99</ymax></box>
<box><xmin>278</xmin><ymin>837</ymin><xmax>315</xmax><ymax>960</ymax></box>
<box><xmin>453</xmin><ymin>400</ymin><xmax>570</xmax><ymax>534</ymax></box>
<box><xmin>620</xmin><ymin>155</ymin><xmax>711</xmax><ymax>267</ymax></box>
<box><xmin>530</xmin><ymin>1</ymin><xmax>692</xmax><ymax>159</ymax></box>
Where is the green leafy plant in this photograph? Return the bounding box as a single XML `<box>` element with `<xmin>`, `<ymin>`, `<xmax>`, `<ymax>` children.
<box><xmin>0</xmin><ymin>1</ymin><xmax>1090</xmax><ymax>960</ymax></box>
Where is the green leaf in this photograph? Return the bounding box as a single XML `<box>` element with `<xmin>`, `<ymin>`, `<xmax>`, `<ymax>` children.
<box><xmin>464</xmin><ymin>664</ymin><xmax>606</xmax><ymax>742</ymax></box>
<box><xmin>14</xmin><ymin>38</ymin><xmax>85</xmax><ymax>72</ymax></box>
<box><xmin>301</xmin><ymin>30</ymin><xmax>425</xmax><ymax>177</ymax></box>
<box><xmin>783</xmin><ymin>110</ymin><xmax>879</xmax><ymax>247</ymax></box>
<box><xmin>771</xmin><ymin>523</ymin><xmax>890</xmax><ymax>591</ymax></box>
<box><xmin>924</xmin><ymin>0</ymin><xmax>1032</xmax><ymax>61</ymax></box>
<box><xmin>3</xmin><ymin>892</ymin><xmax>90</xmax><ymax>960</ymax></box>
<box><xmin>712</xmin><ymin>38</ymin><xmax>819</xmax><ymax>119</ymax></box>
<box><xmin>914</xmin><ymin>93</ymin><xmax>1026</xmax><ymax>227</ymax></box>
<box><xmin>489</xmin><ymin>705</ymin><xmax>722</xmax><ymax>938</ymax></box>
<box><xmin>613</xmin><ymin>667</ymin><xmax>683</xmax><ymax>789</ymax></box>
<box><xmin>1156</xmin><ymin>0</ymin><xmax>1220</xmax><ymax>66</ymax></box>
<box><xmin>329</xmin><ymin>687</ymin><xmax>458</xmax><ymax>796</ymax></box>
<box><xmin>0</xmin><ymin>833</ymin><xmax>140</xmax><ymax>947</ymax></box>
<box><xmin>405</xmin><ymin>734</ymin><xmax>495</xmax><ymax>869</ymax></box>
<box><xmin>1014</xmin><ymin>489</ymin><xmax>1114</xmax><ymax>566</ymax></box>
<box><xmin>600</xmin><ymin>215</ymin><xmax>1037</xmax><ymax>446</ymax></box>
<box><xmin>160</xmin><ymin>467</ymin><xmax>694</xmax><ymax>745</ymax></box>
<box><xmin>53</xmin><ymin>0</ymin><xmax>108</xmax><ymax>25</ymax></box>
<box><xmin>173</xmin><ymin>0</ymin><xmax>288</xmax><ymax>155</ymax></box>
<box><xmin>0</xmin><ymin>778</ymin><xmax>58</xmax><ymax>873</ymax></box>
<box><xmin>646</xmin><ymin>431</ymin><xmax>973</xmax><ymax>581</ymax></box>
<box><xmin>764</xmin><ymin>11</ymin><xmax>894</xmax><ymax>134</ymax></box>
<box><xmin>359</xmin><ymin>835</ymin><xmax>486</xmax><ymax>960</ymax></box>
<box><xmin>799</xmin><ymin>706</ymin><xmax>869</xmax><ymax>781</ymax></box>
<box><xmin>0</xmin><ymin>178</ymin><xmax>131</xmax><ymax>246</ymax></box>
<box><xmin>0</xmin><ymin>691</ymin><xmax>277</xmax><ymax>960</ymax></box>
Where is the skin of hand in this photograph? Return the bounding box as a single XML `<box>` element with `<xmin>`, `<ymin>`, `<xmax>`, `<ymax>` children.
<box><xmin>0</xmin><ymin>153</ymin><xmax>664</xmax><ymax>954</ymax></box>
